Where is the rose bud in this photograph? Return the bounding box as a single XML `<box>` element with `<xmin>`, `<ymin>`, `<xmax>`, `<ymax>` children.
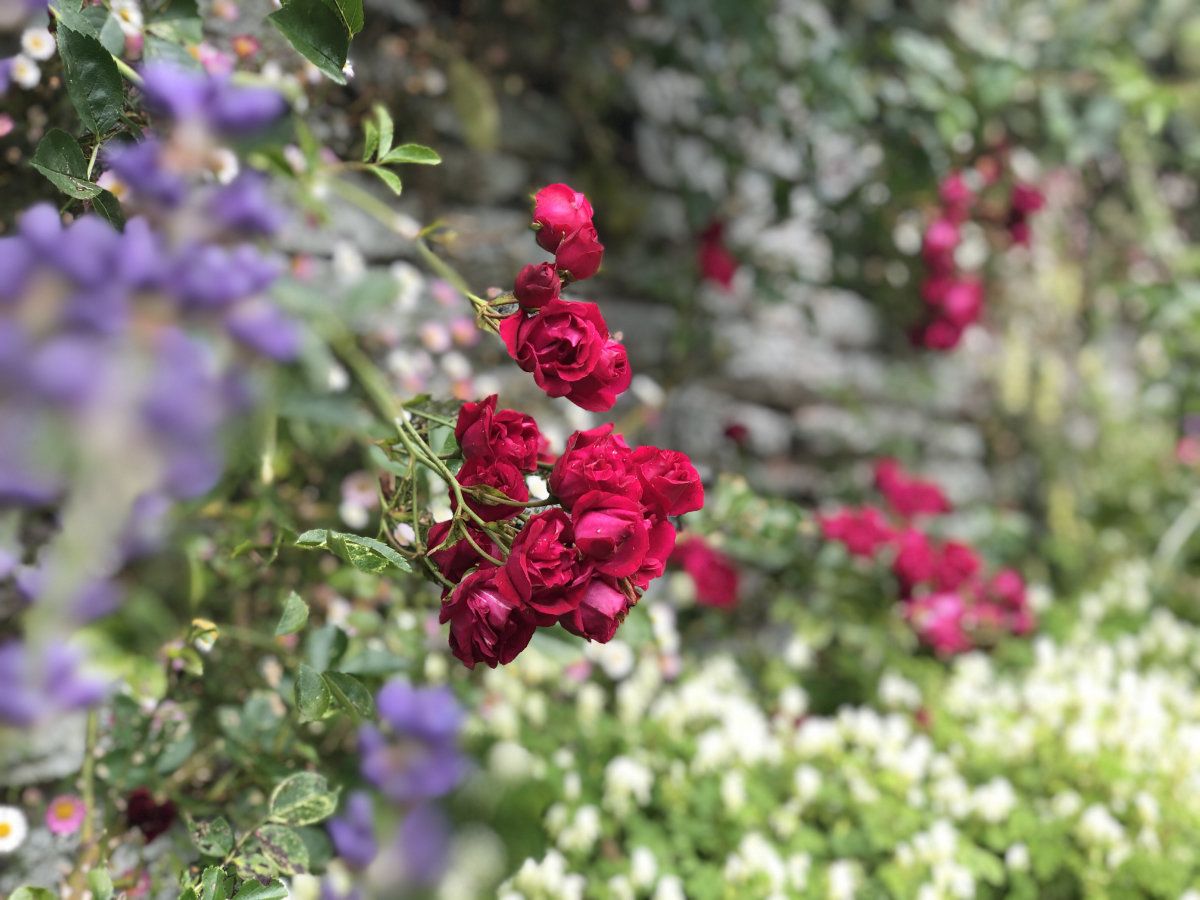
<box><xmin>555</xmin><ymin>224</ymin><xmax>604</xmax><ymax>281</ymax></box>
<box><xmin>499</xmin><ymin>298</ymin><xmax>610</xmax><ymax>403</ymax></box>
<box><xmin>532</xmin><ymin>183</ymin><xmax>595</xmax><ymax>252</ymax></box>
<box><xmin>549</xmin><ymin>424</ymin><xmax>640</xmax><ymax>509</ymax></box>
<box><xmin>631</xmin><ymin>446</ymin><xmax>704</xmax><ymax>518</ymax></box>
<box><xmin>558</xmin><ymin>576</ymin><xmax>633</xmax><ymax>644</ymax></box>
<box><xmin>513</xmin><ymin>262</ymin><xmax>562</xmax><ymax>310</ymax></box>
<box><xmin>439</xmin><ymin>566</ymin><xmax>536</xmax><ymax>668</ymax></box>
<box><xmin>426</xmin><ymin>520</ymin><xmax>500</xmax><ymax>584</ymax></box>
<box><xmin>564</xmin><ymin>339</ymin><xmax>631</xmax><ymax>413</ymax></box>
<box><xmin>571</xmin><ymin>491</ymin><xmax>650</xmax><ymax>578</ymax></box>
<box><xmin>455</xmin><ymin>458</ymin><xmax>530</xmax><ymax>521</ymax></box>
<box><xmin>670</xmin><ymin>536</ymin><xmax>740</xmax><ymax>608</ymax></box>
<box><xmin>630</xmin><ymin>515</ymin><xmax>677</xmax><ymax>590</ymax></box>
<box><xmin>500</xmin><ymin>509</ymin><xmax>590</xmax><ymax>620</ymax></box>
<box><xmin>455</xmin><ymin>394</ymin><xmax>540</xmax><ymax>471</ymax></box>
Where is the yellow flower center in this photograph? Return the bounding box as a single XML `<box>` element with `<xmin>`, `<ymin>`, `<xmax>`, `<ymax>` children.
<box><xmin>0</xmin><ymin>822</ymin><xmax>11</xmax><ymax>838</ymax></box>
<box><xmin>55</xmin><ymin>801</ymin><xmax>76</xmax><ymax>820</ymax></box>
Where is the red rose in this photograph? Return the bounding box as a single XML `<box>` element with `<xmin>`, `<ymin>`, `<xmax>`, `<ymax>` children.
<box><xmin>558</xmin><ymin>576</ymin><xmax>633</xmax><ymax>644</ymax></box>
<box><xmin>499</xmin><ymin>298</ymin><xmax>609</xmax><ymax>400</ymax></box>
<box><xmin>555</xmin><ymin>224</ymin><xmax>604</xmax><ymax>281</ymax></box>
<box><xmin>1010</xmin><ymin>183</ymin><xmax>1044</xmax><ymax>216</ymax></box>
<box><xmin>986</xmin><ymin>568</ymin><xmax>1026</xmax><ymax>609</ymax></box>
<box><xmin>630</xmin><ymin>515</ymin><xmax>677</xmax><ymax>590</ymax></box>
<box><xmin>932</xmin><ymin>540</ymin><xmax>981</xmax><ymax>592</ymax></box>
<box><xmin>549</xmin><ymin>424</ymin><xmax>640</xmax><ymax>509</ymax></box>
<box><xmin>915</xmin><ymin>316</ymin><xmax>963</xmax><ymax>351</ymax></box>
<box><xmin>818</xmin><ymin>506</ymin><xmax>892</xmax><ymax>558</ymax></box>
<box><xmin>455</xmin><ymin>394</ymin><xmax>540</xmax><ymax>471</ymax></box>
<box><xmin>532</xmin><ymin>183</ymin><xmax>594</xmax><ymax>252</ymax></box>
<box><xmin>455</xmin><ymin>458</ymin><xmax>529</xmax><ymax>522</ymax></box>
<box><xmin>938</xmin><ymin>172</ymin><xmax>973</xmax><ymax>222</ymax></box>
<box><xmin>571</xmin><ymin>490</ymin><xmax>650</xmax><ymax>577</ymax></box>
<box><xmin>939</xmin><ymin>279</ymin><xmax>984</xmax><ymax>328</ymax></box>
<box><xmin>564</xmin><ymin>339</ymin><xmax>631</xmax><ymax>412</ymax></box>
<box><xmin>670</xmin><ymin>535</ymin><xmax>739</xmax><ymax>608</ymax></box>
<box><xmin>631</xmin><ymin>445</ymin><xmax>704</xmax><ymax>517</ymax></box>
<box><xmin>904</xmin><ymin>592</ymin><xmax>973</xmax><ymax>656</ymax></box>
<box><xmin>698</xmin><ymin>221</ymin><xmax>737</xmax><ymax>289</ymax></box>
<box><xmin>891</xmin><ymin>527</ymin><xmax>937</xmax><ymax>594</ymax></box>
<box><xmin>513</xmin><ymin>262</ymin><xmax>562</xmax><ymax>310</ymax></box>
<box><xmin>426</xmin><ymin>520</ymin><xmax>499</xmax><ymax>584</ymax></box>
<box><xmin>501</xmin><ymin>509</ymin><xmax>590</xmax><ymax>619</ymax></box>
<box><xmin>439</xmin><ymin>565</ymin><xmax>536</xmax><ymax>668</ymax></box>
<box><xmin>874</xmin><ymin>459</ymin><xmax>951</xmax><ymax>519</ymax></box>
<box><xmin>922</xmin><ymin>218</ymin><xmax>959</xmax><ymax>272</ymax></box>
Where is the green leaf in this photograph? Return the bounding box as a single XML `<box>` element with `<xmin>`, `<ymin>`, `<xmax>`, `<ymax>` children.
<box><xmin>87</xmin><ymin>869</ymin><xmax>114</xmax><ymax>900</ymax></box>
<box><xmin>198</xmin><ymin>866</ymin><xmax>234</xmax><ymax>900</ymax></box>
<box><xmin>319</xmin><ymin>0</ymin><xmax>364</xmax><ymax>36</ymax></box>
<box><xmin>362</xmin><ymin>118</ymin><xmax>379</xmax><ymax>164</ymax></box>
<box><xmin>448</xmin><ymin>56</ymin><xmax>499</xmax><ymax>151</ymax></box>
<box><xmin>31</xmin><ymin>130</ymin><xmax>101</xmax><ymax>200</ymax></box>
<box><xmin>275</xmin><ymin>591</ymin><xmax>309</xmax><ymax>637</ymax></box>
<box><xmin>253</xmin><ymin>824</ymin><xmax>310</xmax><ymax>875</ymax></box>
<box><xmin>323</xmin><ymin>672</ymin><xmax>375</xmax><ymax>719</ymax></box>
<box><xmin>91</xmin><ymin>188</ymin><xmax>125</xmax><ymax>228</ymax></box>
<box><xmin>295</xmin><ymin>529</ymin><xmax>412</xmax><ymax>574</ymax></box>
<box><xmin>49</xmin><ymin>1</ymin><xmax>101</xmax><ymax>38</ymax></box>
<box><xmin>231</xmin><ymin>880</ymin><xmax>288</xmax><ymax>900</ymax></box>
<box><xmin>374</xmin><ymin>104</ymin><xmax>394</xmax><ymax>159</ymax></box>
<box><xmin>98</xmin><ymin>14</ymin><xmax>125</xmax><ymax>55</ymax></box>
<box><xmin>268</xmin><ymin>0</ymin><xmax>350</xmax><ymax>85</ymax></box>
<box><xmin>369</xmin><ymin>166</ymin><xmax>403</xmax><ymax>195</ymax></box>
<box><xmin>11</xmin><ymin>890</ymin><xmax>57</xmax><ymax>900</ymax></box>
<box><xmin>294</xmin><ymin>663</ymin><xmax>331</xmax><ymax>722</ymax></box>
<box><xmin>380</xmin><ymin>143</ymin><xmax>441</xmax><ymax>166</ymax></box>
<box><xmin>189</xmin><ymin>815</ymin><xmax>235</xmax><ymax>857</ymax></box>
<box><xmin>304</xmin><ymin>624</ymin><xmax>348</xmax><ymax>671</ymax></box>
<box><xmin>56</xmin><ymin>26</ymin><xmax>124</xmax><ymax>135</ymax></box>
<box><xmin>268</xmin><ymin>772</ymin><xmax>339</xmax><ymax>826</ymax></box>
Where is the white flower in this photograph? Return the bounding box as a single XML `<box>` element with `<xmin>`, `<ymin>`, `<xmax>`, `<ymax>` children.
<box><xmin>653</xmin><ymin>875</ymin><xmax>686</xmax><ymax>900</ymax></box>
<box><xmin>631</xmin><ymin>847</ymin><xmax>658</xmax><ymax>889</ymax></box>
<box><xmin>20</xmin><ymin>27</ymin><xmax>55</xmax><ymax>61</ymax></box>
<box><xmin>826</xmin><ymin>860</ymin><xmax>859</xmax><ymax>900</ymax></box>
<box><xmin>10</xmin><ymin>55</ymin><xmax>40</xmax><ymax>90</ymax></box>
<box><xmin>721</xmin><ymin>769</ymin><xmax>746</xmax><ymax>811</ymax></box>
<box><xmin>587</xmin><ymin>639</ymin><xmax>635</xmax><ymax>681</ymax></box>
<box><xmin>111</xmin><ymin>0</ymin><xmax>144</xmax><ymax>36</ymax></box>
<box><xmin>604</xmin><ymin>756</ymin><xmax>654</xmax><ymax>816</ymax></box>
<box><xmin>0</xmin><ymin>806</ymin><xmax>28</xmax><ymax>854</ymax></box>
<box><xmin>879</xmin><ymin>672</ymin><xmax>922</xmax><ymax>709</ymax></box>
<box><xmin>794</xmin><ymin>765</ymin><xmax>822</xmax><ymax>803</ymax></box>
<box><xmin>1005</xmin><ymin>843</ymin><xmax>1030</xmax><ymax>872</ymax></box>
<box><xmin>972</xmin><ymin>778</ymin><xmax>1017</xmax><ymax>823</ymax></box>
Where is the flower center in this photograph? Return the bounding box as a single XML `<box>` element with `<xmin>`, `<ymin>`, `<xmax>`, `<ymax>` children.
<box><xmin>54</xmin><ymin>801</ymin><xmax>76</xmax><ymax>820</ymax></box>
<box><xmin>0</xmin><ymin>822</ymin><xmax>10</xmax><ymax>838</ymax></box>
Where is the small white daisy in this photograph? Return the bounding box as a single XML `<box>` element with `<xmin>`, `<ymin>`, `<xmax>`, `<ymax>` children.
<box><xmin>20</xmin><ymin>27</ymin><xmax>56</xmax><ymax>62</ymax></box>
<box><xmin>10</xmin><ymin>55</ymin><xmax>41</xmax><ymax>90</ymax></box>
<box><xmin>111</xmin><ymin>0</ymin><xmax>144</xmax><ymax>37</ymax></box>
<box><xmin>0</xmin><ymin>805</ymin><xmax>29</xmax><ymax>854</ymax></box>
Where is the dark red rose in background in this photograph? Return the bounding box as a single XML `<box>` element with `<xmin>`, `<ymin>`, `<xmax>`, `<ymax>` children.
<box><xmin>698</xmin><ymin>220</ymin><xmax>738</xmax><ymax>289</ymax></box>
<box><xmin>630</xmin><ymin>515</ymin><xmax>677</xmax><ymax>590</ymax></box>
<box><xmin>455</xmin><ymin>394</ymin><xmax>540</xmax><ymax>471</ymax></box>
<box><xmin>921</xmin><ymin>217</ymin><xmax>959</xmax><ymax>271</ymax></box>
<box><xmin>549</xmin><ymin>424</ymin><xmax>640</xmax><ymax>509</ymax></box>
<box><xmin>670</xmin><ymin>535</ymin><xmax>739</xmax><ymax>608</ymax></box>
<box><xmin>571</xmin><ymin>491</ymin><xmax>650</xmax><ymax>577</ymax></box>
<box><xmin>500</xmin><ymin>509</ymin><xmax>589</xmax><ymax>619</ymax></box>
<box><xmin>455</xmin><ymin>458</ymin><xmax>529</xmax><ymax>521</ymax></box>
<box><xmin>555</xmin><ymin>224</ymin><xmax>604</xmax><ymax>281</ymax></box>
<box><xmin>874</xmin><ymin>459</ymin><xmax>951</xmax><ymax>519</ymax></box>
<box><xmin>126</xmin><ymin>788</ymin><xmax>177</xmax><ymax>843</ymax></box>
<box><xmin>565</xmin><ymin>339</ymin><xmax>631</xmax><ymax>412</ymax></box>
<box><xmin>533</xmin><ymin>183</ymin><xmax>595</xmax><ymax>252</ymax></box>
<box><xmin>891</xmin><ymin>528</ymin><xmax>937</xmax><ymax>594</ymax></box>
<box><xmin>631</xmin><ymin>446</ymin><xmax>704</xmax><ymax>517</ymax></box>
<box><xmin>915</xmin><ymin>317</ymin><xmax>964</xmax><ymax>351</ymax></box>
<box><xmin>818</xmin><ymin>506</ymin><xmax>893</xmax><ymax>558</ymax></box>
<box><xmin>986</xmin><ymin>568</ymin><xmax>1026</xmax><ymax>609</ymax></box>
<box><xmin>1009</xmin><ymin>183</ymin><xmax>1044</xmax><ymax>216</ymax></box>
<box><xmin>932</xmin><ymin>540</ymin><xmax>981</xmax><ymax>592</ymax></box>
<box><xmin>426</xmin><ymin>520</ymin><xmax>499</xmax><ymax>584</ymax></box>
<box><xmin>558</xmin><ymin>576</ymin><xmax>633</xmax><ymax>643</ymax></box>
<box><xmin>513</xmin><ymin>262</ymin><xmax>561</xmax><ymax>310</ymax></box>
<box><xmin>499</xmin><ymin>298</ymin><xmax>609</xmax><ymax>399</ymax></box>
<box><xmin>439</xmin><ymin>566</ymin><xmax>536</xmax><ymax>669</ymax></box>
<box><xmin>938</xmin><ymin>172</ymin><xmax>973</xmax><ymax>223</ymax></box>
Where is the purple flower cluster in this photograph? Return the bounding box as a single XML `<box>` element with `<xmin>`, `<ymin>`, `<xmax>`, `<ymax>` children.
<box><xmin>325</xmin><ymin>680</ymin><xmax>465</xmax><ymax>889</ymax></box>
<box><xmin>0</xmin><ymin>640</ymin><xmax>108</xmax><ymax>727</ymax></box>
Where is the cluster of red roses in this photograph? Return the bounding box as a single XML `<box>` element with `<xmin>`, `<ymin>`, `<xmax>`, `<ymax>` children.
<box><xmin>914</xmin><ymin>166</ymin><xmax>1045</xmax><ymax>351</ymax></box>
<box><xmin>431</xmin><ymin>396</ymin><xmax>704</xmax><ymax>668</ymax></box>
<box><xmin>818</xmin><ymin>458</ymin><xmax>1034</xmax><ymax>656</ymax></box>
<box><xmin>500</xmin><ymin>184</ymin><xmax>630</xmax><ymax>412</ymax></box>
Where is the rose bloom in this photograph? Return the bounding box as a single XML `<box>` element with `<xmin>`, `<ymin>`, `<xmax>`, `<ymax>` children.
<box><xmin>818</xmin><ymin>506</ymin><xmax>893</xmax><ymax>558</ymax></box>
<box><xmin>500</xmin><ymin>298</ymin><xmax>609</xmax><ymax>400</ymax></box>
<box><xmin>426</xmin><ymin>520</ymin><xmax>499</xmax><ymax>584</ymax></box>
<box><xmin>532</xmin><ymin>183</ymin><xmax>594</xmax><ymax>252</ymax></box>
<box><xmin>671</xmin><ymin>536</ymin><xmax>739</xmax><ymax>608</ymax></box>
<box><xmin>571</xmin><ymin>491</ymin><xmax>652</xmax><ymax>578</ymax></box>
<box><xmin>45</xmin><ymin>795</ymin><xmax>87</xmax><ymax>836</ymax></box>
<box><xmin>630</xmin><ymin>515</ymin><xmax>677</xmax><ymax>590</ymax></box>
<box><xmin>891</xmin><ymin>528</ymin><xmax>938</xmax><ymax>594</ymax></box>
<box><xmin>904</xmin><ymin>592</ymin><xmax>973</xmax><ymax>656</ymax></box>
<box><xmin>513</xmin><ymin>262</ymin><xmax>561</xmax><ymax>310</ymax></box>
<box><xmin>500</xmin><ymin>508</ymin><xmax>590</xmax><ymax>619</ymax></box>
<box><xmin>454</xmin><ymin>394</ymin><xmax>540</xmax><ymax>471</ymax></box>
<box><xmin>938</xmin><ymin>278</ymin><xmax>984</xmax><ymax>328</ymax></box>
<box><xmin>874</xmin><ymin>458</ymin><xmax>951</xmax><ymax>519</ymax></box>
<box><xmin>698</xmin><ymin>221</ymin><xmax>738</xmax><ymax>289</ymax></box>
<box><xmin>921</xmin><ymin>217</ymin><xmax>959</xmax><ymax>271</ymax></box>
<box><xmin>549</xmin><ymin>424</ymin><xmax>640</xmax><ymax>508</ymax></box>
<box><xmin>938</xmin><ymin>172</ymin><xmax>973</xmax><ymax>222</ymax></box>
<box><xmin>439</xmin><ymin>566</ymin><xmax>536</xmax><ymax>668</ymax></box>
<box><xmin>564</xmin><ymin>339</ymin><xmax>631</xmax><ymax>412</ymax></box>
<box><xmin>631</xmin><ymin>445</ymin><xmax>704</xmax><ymax>517</ymax></box>
<box><xmin>932</xmin><ymin>540</ymin><xmax>982</xmax><ymax>592</ymax></box>
<box><xmin>915</xmin><ymin>316</ymin><xmax>964</xmax><ymax>351</ymax></box>
<box><xmin>555</xmin><ymin>223</ymin><xmax>604</xmax><ymax>281</ymax></box>
<box><xmin>559</xmin><ymin>576</ymin><xmax>633</xmax><ymax>643</ymax></box>
<box><xmin>455</xmin><ymin>458</ymin><xmax>530</xmax><ymax>522</ymax></box>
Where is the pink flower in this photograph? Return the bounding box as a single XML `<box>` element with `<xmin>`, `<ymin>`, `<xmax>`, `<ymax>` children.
<box><xmin>932</xmin><ymin>540</ymin><xmax>981</xmax><ymax>592</ymax></box>
<box><xmin>454</xmin><ymin>394</ymin><xmax>540</xmax><ymax>471</ymax></box>
<box><xmin>891</xmin><ymin>528</ymin><xmax>938</xmax><ymax>594</ymax></box>
<box><xmin>532</xmin><ymin>183</ymin><xmax>595</xmax><ymax>252</ymax></box>
<box><xmin>555</xmin><ymin>224</ymin><xmax>605</xmax><ymax>281</ymax></box>
<box><xmin>921</xmin><ymin>218</ymin><xmax>959</xmax><ymax>272</ymax></box>
<box><xmin>513</xmin><ymin>262</ymin><xmax>562</xmax><ymax>310</ymax></box>
<box><xmin>45</xmin><ymin>795</ymin><xmax>86</xmax><ymax>836</ymax></box>
<box><xmin>698</xmin><ymin>221</ymin><xmax>738</xmax><ymax>289</ymax></box>
<box><xmin>571</xmin><ymin>491</ymin><xmax>652</xmax><ymax>578</ymax></box>
<box><xmin>439</xmin><ymin>566</ymin><xmax>537</xmax><ymax>668</ymax></box>
<box><xmin>818</xmin><ymin>507</ymin><xmax>893</xmax><ymax>558</ymax></box>
<box><xmin>938</xmin><ymin>172</ymin><xmax>973</xmax><ymax>222</ymax></box>
<box><xmin>905</xmin><ymin>592</ymin><xmax>973</xmax><ymax>656</ymax></box>
<box><xmin>631</xmin><ymin>445</ymin><xmax>704</xmax><ymax>518</ymax></box>
<box><xmin>671</xmin><ymin>536</ymin><xmax>740</xmax><ymax>608</ymax></box>
<box><xmin>874</xmin><ymin>458</ymin><xmax>951</xmax><ymax>519</ymax></box>
<box><xmin>938</xmin><ymin>278</ymin><xmax>984</xmax><ymax>328</ymax></box>
<box><xmin>549</xmin><ymin>424</ymin><xmax>640</xmax><ymax>508</ymax></box>
<box><xmin>558</xmin><ymin>576</ymin><xmax>633</xmax><ymax>643</ymax></box>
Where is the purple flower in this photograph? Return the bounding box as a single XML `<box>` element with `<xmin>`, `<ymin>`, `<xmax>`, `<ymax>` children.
<box><xmin>209</xmin><ymin>173</ymin><xmax>286</xmax><ymax>235</ymax></box>
<box><xmin>358</xmin><ymin>681</ymin><xmax>467</xmax><ymax>803</ymax></box>
<box><xmin>172</xmin><ymin>243</ymin><xmax>281</xmax><ymax>308</ymax></box>
<box><xmin>395</xmin><ymin>804</ymin><xmax>451</xmax><ymax>885</ymax></box>
<box><xmin>327</xmin><ymin>791</ymin><xmax>378</xmax><ymax>870</ymax></box>
<box><xmin>139</xmin><ymin>63</ymin><xmax>287</xmax><ymax>136</ymax></box>
<box><xmin>225</xmin><ymin>300</ymin><xmax>301</xmax><ymax>361</ymax></box>
<box><xmin>0</xmin><ymin>639</ymin><xmax>109</xmax><ymax>727</ymax></box>
<box><xmin>103</xmin><ymin>138</ymin><xmax>188</xmax><ymax>208</ymax></box>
